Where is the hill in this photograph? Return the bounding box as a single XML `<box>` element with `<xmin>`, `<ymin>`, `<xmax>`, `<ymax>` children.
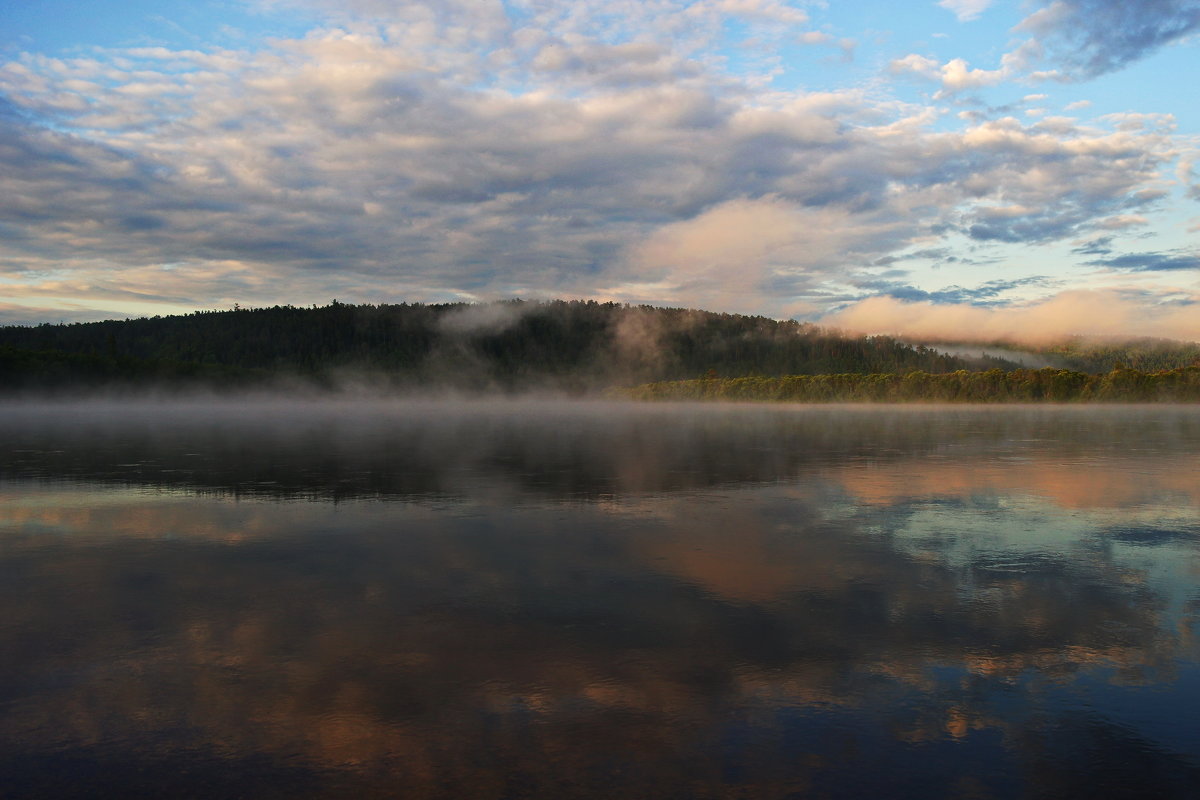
<box><xmin>1041</xmin><ymin>338</ymin><xmax>1200</xmax><ymax>373</ymax></box>
<box><xmin>0</xmin><ymin>300</ymin><xmax>1016</xmax><ymax>393</ymax></box>
<box><xmin>921</xmin><ymin>337</ymin><xmax>1200</xmax><ymax>373</ymax></box>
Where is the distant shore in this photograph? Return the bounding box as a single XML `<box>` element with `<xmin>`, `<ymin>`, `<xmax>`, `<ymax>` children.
<box><xmin>619</xmin><ymin>366</ymin><xmax>1200</xmax><ymax>403</ymax></box>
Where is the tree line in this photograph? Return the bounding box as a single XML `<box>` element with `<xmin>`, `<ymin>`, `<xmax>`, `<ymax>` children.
<box><xmin>0</xmin><ymin>300</ymin><xmax>1015</xmax><ymax>393</ymax></box>
<box><xmin>620</xmin><ymin>366</ymin><xmax>1200</xmax><ymax>403</ymax></box>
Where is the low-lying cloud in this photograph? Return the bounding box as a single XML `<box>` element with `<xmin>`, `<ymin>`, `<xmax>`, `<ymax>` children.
<box><xmin>826</xmin><ymin>290</ymin><xmax>1200</xmax><ymax>345</ymax></box>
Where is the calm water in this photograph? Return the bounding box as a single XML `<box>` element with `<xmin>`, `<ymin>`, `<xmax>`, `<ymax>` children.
<box><xmin>2</xmin><ymin>400</ymin><xmax>1199</xmax><ymax>798</ymax></box>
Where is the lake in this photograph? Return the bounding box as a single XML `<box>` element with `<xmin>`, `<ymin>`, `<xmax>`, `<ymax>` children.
<box><xmin>2</xmin><ymin>399</ymin><xmax>1198</xmax><ymax>798</ymax></box>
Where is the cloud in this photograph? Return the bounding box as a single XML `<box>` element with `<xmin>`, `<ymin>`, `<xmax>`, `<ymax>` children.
<box><xmin>1180</xmin><ymin>157</ymin><xmax>1200</xmax><ymax>200</ymax></box>
<box><xmin>825</xmin><ymin>290</ymin><xmax>1200</xmax><ymax>344</ymax></box>
<box><xmin>898</xmin><ymin>2</ymin><xmax>1199</xmax><ymax>99</ymax></box>
<box><xmin>1071</xmin><ymin>236</ymin><xmax>1114</xmax><ymax>256</ymax></box>
<box><xmin>889</xmin><ymin>39</ymin><xmax>1044</xmax><ymax>95</ymax></box>
<box><xmin>797</xmin><ymin>31</ymin><xmax>856</xmax><ymax>59</ymax></box>
<box><xmin>0</xmin><ymin>45</ymin><xmax>1179</xmax><ymax>316</ymax></box>
<box><xmin>1087</xmin><ymin>251</ymin><xmax>1200</xmax><ymax>271</ymax></box>
<box><xmin>614</xmin><ymin>197</ymin><xmax>908</xmax><ymax>313</ymax></box>
<box><xmin>858</xmin><ymin>276</ymin><xmax>1049</xmax><ymax>306</ymax></box>
<box><xmin>938</xmin><ymin>0</ymin><xmax>994</xmax><ymax>23</ymax></box>
<box><xmin>0</xmin><ymin>302</ymin><xmax>126</xmax><ymax>326</ymax></box>
<box><xmin>1095</xmin><ymin>214</ymin><xmax>1148</xmax><ymax>230</ymax></box>
<box><xmin>1017</xmin><ymin>0</ymin><xmax>1200</xmax><ymax>78</ymax></box>
<box><xmin>0</xmin><ymin>2</ymin><xmax>1192</xmax><ymax>324</ymax></box>
<box><xmin>945</xmin><ymin>117</ymin><xmax>1173</xmax><ymax>243</ymax></box>
<box><xmin>703</xmin><ymin>0</ymin><xmax>808</xmax><ymax>25</ymax></box>
<box><xmin>529</xmin><ymin>39</ymin><xmax>702</xmax><ymax>87</ymax></box>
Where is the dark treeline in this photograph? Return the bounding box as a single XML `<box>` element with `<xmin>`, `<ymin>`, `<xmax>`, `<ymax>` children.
<box><xmin>622</xmin><ymin>366</ymin><xmax>1200</xmax><ymax>403</ymax></box>
<box><xmin>0</xmin><ymin>345</ymin><xmax>269</xmax><ymax>391</ymax></box>
<box><xmin>0</xmin><ymin>300</ymin><xmax>1013</xmax><ymax>393</ymax></box>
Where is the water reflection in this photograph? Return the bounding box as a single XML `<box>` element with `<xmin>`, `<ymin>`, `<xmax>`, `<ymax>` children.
<box><xmin>1</xmin><ymin>400</ymin><xmax>1198</xmax><ymax>798</ymax></box>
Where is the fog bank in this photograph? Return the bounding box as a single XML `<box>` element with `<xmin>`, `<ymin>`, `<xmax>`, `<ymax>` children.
<box><xmin>826</xmin><ymin>291</ymin><xmax>1200</xmax><ymax>346</ymax></box>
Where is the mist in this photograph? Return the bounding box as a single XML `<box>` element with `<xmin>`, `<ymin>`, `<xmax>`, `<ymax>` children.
<box><xmin>5</xmin><ymin>396</ymin><xmax>1200</xmax><ymax>502</ymax></box>
<box><xmin>929</xmin><ymin>344</ymin><xmax>1064</xmax><ymax>369</ymax></box>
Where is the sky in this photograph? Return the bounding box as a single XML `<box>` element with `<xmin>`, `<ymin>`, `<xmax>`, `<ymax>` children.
<box><xmin>1</xmin><ymin>0</ymin><xmax>1198</xmax><ymax>342</ymax></box>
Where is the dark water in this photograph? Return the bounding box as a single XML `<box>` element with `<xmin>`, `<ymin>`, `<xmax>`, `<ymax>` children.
<box><xmin>2</xmin><ymin>399</ymin><xmax>1199</xmax><ymax>799</ymax></box>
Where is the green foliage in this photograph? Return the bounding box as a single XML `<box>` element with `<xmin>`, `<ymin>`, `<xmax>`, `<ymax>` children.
<box><xmin>942</xmin><ymin>337</ymin><xmax>1200</xmax><ymax>372</ymax></box>
<box><xmin>1049</xmin><ymin>338</ymin><xmax>1200</xmax><ymax>372</ymax></box>
<box><xmin>620</xmin><ymin>366</ymin><xmax>1200</xmax><ymax>403</ymax></box>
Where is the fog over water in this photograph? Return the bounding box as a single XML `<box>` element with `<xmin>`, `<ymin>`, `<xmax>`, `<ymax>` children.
<box><xmin>2</xmin><ymin>399</ymin><xmax>1199</xmax><ymax>798</ymax></box>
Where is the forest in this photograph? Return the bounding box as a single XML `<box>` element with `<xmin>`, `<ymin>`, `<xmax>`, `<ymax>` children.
<box><xmin>0</xmin><ymin>300</ymin><xmax>1009</xmax><ymax>393</ymax></box>
<box><xmin>621</xmin><ymin>367</ymin><xmax>1200</xmax><ymax>403</ymax></box>
<box><xmin>1</xmin><ymin>300</ymin><xmax>1197</xmax><ymax>400</ymax></box>
<box><xmin>940</xmin><ymin>337</ymin><xmax>1200</xmax><ymax>373</ymax></box>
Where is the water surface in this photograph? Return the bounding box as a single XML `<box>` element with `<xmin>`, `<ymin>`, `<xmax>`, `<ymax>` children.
<box><xmin>2</xmin><ymin>400</ymin><xmax>1198</xmax><ymax>798</ymax></box>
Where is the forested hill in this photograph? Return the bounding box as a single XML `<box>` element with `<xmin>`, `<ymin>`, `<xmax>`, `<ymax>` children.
<box><xmin>0</xmin><ymin>300</ymin><xmax>1015</xmax><ymax>392</ymax></box>
<box><xmin>925</xmin><ymin>338</ymin><xmax>1200</xmax><ymax>373</ymax></box>
<box><xmin>1038</xmin><ymin>338</ymin><xmax>1200</xmax><ymax>373</ymax></box>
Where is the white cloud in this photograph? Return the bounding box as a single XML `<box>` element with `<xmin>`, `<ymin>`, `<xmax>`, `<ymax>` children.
<box><xmin>937</xmin><ymin>0</ymin><xmax>994</xmax><ymax>23</ymax></box>
<box><xmin>889</xmin><ymin>38</ymin><xmax>1047</xmax><ymax>96</ymax></box>
<box><xmin>938</xmin><ymin>57</ymin><xmax>1006</xmax><ymax>91</ymax></box>
<box><xmin>889</xmin><ymin>53</ymin><xmax>1007</xmax><ymax>94</ymax></box>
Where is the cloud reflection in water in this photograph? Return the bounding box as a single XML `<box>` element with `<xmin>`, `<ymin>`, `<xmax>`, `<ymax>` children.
<box><xmin>1</xmin><ymin>401</ymin><xmax>1198</xmax><ymax>798</ymax></box>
